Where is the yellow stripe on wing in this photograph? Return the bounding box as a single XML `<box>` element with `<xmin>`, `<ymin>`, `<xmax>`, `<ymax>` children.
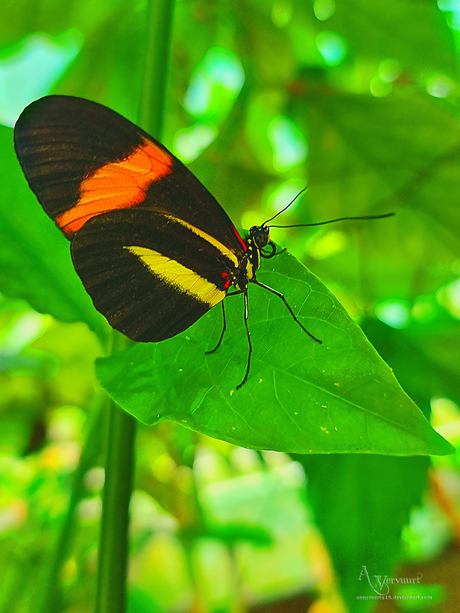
<box><xmin>164</xmin><ymin>215</ymin><xmax>240</xmax><ymax>267</ymax></box>
<box><xmin>125</xmin><ymin>246</ymin><xmax>226</xmax><ymax>307</ymax></box>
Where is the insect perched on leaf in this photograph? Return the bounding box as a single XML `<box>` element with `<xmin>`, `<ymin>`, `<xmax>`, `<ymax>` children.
<box><xmin>14</xmin><ymin>96</ymin><xmax>394</xmax><ymax>388</ymax></box>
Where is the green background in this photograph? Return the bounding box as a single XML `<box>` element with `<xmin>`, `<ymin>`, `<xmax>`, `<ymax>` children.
<box><xmin>0</xmin><ymin>1</ymin><xmax>459</xmax><ymax>612</ymax></box>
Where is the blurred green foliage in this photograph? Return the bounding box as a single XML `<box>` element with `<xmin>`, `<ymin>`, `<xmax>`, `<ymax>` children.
<box><xmin>1</xmin><ymin>1</ymin><xmax>460</xmax><ymax>612</ymax></box>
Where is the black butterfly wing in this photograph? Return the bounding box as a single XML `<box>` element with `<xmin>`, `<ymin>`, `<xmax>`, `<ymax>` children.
<box><xmin>14</xmin><ymin>95</ymin><xmax>247</xmax><ymax>341</ymax></box>
<box><xmin>71</xmin><ymin>208</ymin><xmax>238</xmax><ymax>341</ymax></box>
<box><xmin>14</xmin><ymin>95</ymin><xmax>247</xmax><ymax>255</ymax></box>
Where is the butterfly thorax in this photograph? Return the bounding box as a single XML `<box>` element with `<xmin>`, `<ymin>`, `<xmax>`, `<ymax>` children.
<box><xmin>248</xmin><ymin>224</ymin><xmax>271</xmax><ymax>275</ymax></box>
<box><xmin>232</xmin><ymin>225</ymin><xmax>271</xmax><ymax>291</ymax></box>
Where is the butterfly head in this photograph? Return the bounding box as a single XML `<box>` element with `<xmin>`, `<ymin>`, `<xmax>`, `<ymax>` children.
<box><xmin>249</xmin><ymin>225</ymin><xmax>270</xmax><ymax>250</ymax></box>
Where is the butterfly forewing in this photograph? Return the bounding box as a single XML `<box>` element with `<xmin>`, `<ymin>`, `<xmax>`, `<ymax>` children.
<box><xmin>14</xmin><ymin>95</ymin><xmax>246</xmax><ymax>255</ymax></box>
<box><xmin>13</xmin><ymin>96</ymin><xmax>148</xmax><ymax>225</ymax></box>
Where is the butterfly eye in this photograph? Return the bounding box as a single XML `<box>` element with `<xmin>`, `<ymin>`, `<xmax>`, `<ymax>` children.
<box><xmin>251</xmin><ymin>226</ymin><xmax>270</xmax><ymax>249</ymax></box>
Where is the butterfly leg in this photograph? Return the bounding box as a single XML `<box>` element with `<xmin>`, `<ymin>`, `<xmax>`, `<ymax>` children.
<box><xmin>252</xmin><ymin>280</ymin><xmax>322</xmax><ymax>344</ymax></box>
<box><xmin>206</xmin><ymin>291</ymin><xmax>243</xmax><ymax>354</ymax></box>
<box><xmin>236</xmin><ymin>288</ymin><xmax>252</xmax><ymax>390</ymax></box>
<box><xmin>261</xmin><ymin>242</ymin><xmax>286</xmax><ymax>259</ymax></box>
<box><xmin>206</xmin><ymin>302</ymin><xmax>227</xmax><ymax>354</ymax></box>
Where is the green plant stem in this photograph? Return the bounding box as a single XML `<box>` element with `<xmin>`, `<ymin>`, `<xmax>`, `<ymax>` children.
<box><xmin>95</xmin><ymin>357</ymin><xmax>136</xmax><ymax>612</ymax></box>
<box><xmin>138</xmin><ymin>0</ymin><xmax>175</xmax><ymax>137</ymax></box>
<box><xmin>95</xmin><ymin>0</ymin><xmax>175</xmax><ymax>611</ymax></box>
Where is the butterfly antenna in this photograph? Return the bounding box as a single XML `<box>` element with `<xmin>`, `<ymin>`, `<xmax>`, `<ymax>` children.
<box><xmin>268</xmin><ymin>212</ymin><xmax>395</xmax><ymax>229</ymax></box>
<box><xmin>262</xmin><ymin>186</ymin><xmax>308</xmax><ymax>226</ymax></box>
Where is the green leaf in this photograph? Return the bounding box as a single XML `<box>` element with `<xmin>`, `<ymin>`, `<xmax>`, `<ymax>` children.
<box><xmin>298</xmin><ymin>454</ymin><xmax>430</xmax><ymax>613</ymax></box>
<box><xmin>331</xmin><ymin>0</ymin><xmax>456</xmax><ymax>77</ymax></box>
<box><xmin>96</xmin><ymin>249</ymin><xmax>453</xmax><ymax>456</ymax></box>
<box><xmin>362</xmin><ymin>312</ymin><xmax>460</xmax><ymax>412</ymax></box>
<box><xmin>0</xmin><ymin>125</ymin><xmax>108</xmax><ymax>343</ymax></box>
<box><xmin>302</xmin><ymin>90</ymin><xmax>460</xmax><ymax>303</ymax></box>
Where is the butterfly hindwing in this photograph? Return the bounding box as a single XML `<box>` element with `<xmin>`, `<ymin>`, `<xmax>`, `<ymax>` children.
<box><xmin>71</xmin><ymin>208</ymin><xmax>237</xmax><ymax>341</ymax></box>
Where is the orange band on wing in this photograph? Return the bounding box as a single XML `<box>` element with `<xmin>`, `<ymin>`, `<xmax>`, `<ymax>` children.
<box><xmin>56</xmin><ymin>138</ymin><xmax>173</xmax><ymax>235</ymax></box>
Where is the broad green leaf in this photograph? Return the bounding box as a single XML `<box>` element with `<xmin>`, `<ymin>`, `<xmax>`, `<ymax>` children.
<box><xmin>298</xmin><ymin>454</ymin><xmax>429</xmax><ymax>612</ymax></box>
<box><xmin>0</xmin><ymin>125</ymin><xmax>108</xmax><ymax>342</ymax></box>
<box><xmin>301</xmin><ymin>90</ymin><xmax>460</xmax><ymax>303</ymax></box>
<box><xmin>96</xmin><ymin>250</ymin><xmax>453</xmax><ymax>456</ymax></box>
<box><xmin>362</xmin><ymin>312</ymin><xmax>460</xmax><ymax>412</ymax></box>
<box><xmin>331</xmin><ymin>0</ymin><xmax>456</xmax><ymax>77</ymax></box>
<box><xmin>0</xmin><ymin>0</ymin><xmax>126</xmax><ymax>49</ymax></box>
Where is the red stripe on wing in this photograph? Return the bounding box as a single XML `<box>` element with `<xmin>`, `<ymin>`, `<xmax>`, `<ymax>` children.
<box><xmin>56</xmin><ymin>139</ymin><xmax>173</xmax><ymax>235</ymax></box>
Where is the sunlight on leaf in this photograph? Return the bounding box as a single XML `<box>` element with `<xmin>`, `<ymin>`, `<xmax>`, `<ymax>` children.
<box><xmin>316</xmin><ymin>31</ymin><xmax>347</xmax><ymax>66</ymax></box>
<box><xmin>268</xmin><ymin>116</ymin><xmax>308</xmax><ymax>172</ymax></box>
<box><xmin>183</xmin><ymin>47</ymin><xmax>244</xmax><ymax>121</ymax></box>
<box><xmin>0</xmin><ymin>30</ymin><xmax>82</xmax><ymax>127</ymax></box>
<box><xmin>0</xmin><ymin>311</ymin><xmax>49</xmax><ymax>354</ymax></box>
<box><xmin>271</xmin><ymin>1</ymin><xmax>293</xmax><ymax>28</ymax></box>
<box><xmin>436</xmin><ymin>278</ymin><xmax>460</xmax><ymax>320</ymax></box>
<box><xmin>266</xmin><ymin>180</ymin><xmax>306</xmax><ymax>216</ymax></box>
<box><xmin>426</xmin><ymin>75</ymin><xmax>455</xmax><ymax>98</ymax></box>
<box><xmin>375</xmin><ymin>300</ymin><xmax>411</xmax><ymax>329</ymax></box>
<box><xmin>313</xmin><ymin>0</ymin><xmax>336</xmax><ymax>22</ymax></box>
<box><xmin>411</xmin><ymin>296</ymin><xmax>437</xmax><ymax>323</ymax></box>
<box><xmin>369</xmin><ymin>76</ymin><xmax>392</xmax><ymax>98</ymax></box>
<box><xmin>438</xmin><ymin>0</ymin><xmax>460</xmax><ymax>32</ymax></box>
<box><xmin>308</xmin><ymin>230</ymin><xmax>348</xmax><ymax>260</ymax></box>
<box><xmin>431</xmin><ymin>397</ymin><xmax>460</xmax><ymax>433</ymax></box>
<box><xmin>378</xmin><ymin>59</ymin><xmax>401</xmax><ymax>83</ymax></box>
<box><xmin>173</xmin><ymin>122</ymin><xmax>217</xmax><ymax>162</ymax></box>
